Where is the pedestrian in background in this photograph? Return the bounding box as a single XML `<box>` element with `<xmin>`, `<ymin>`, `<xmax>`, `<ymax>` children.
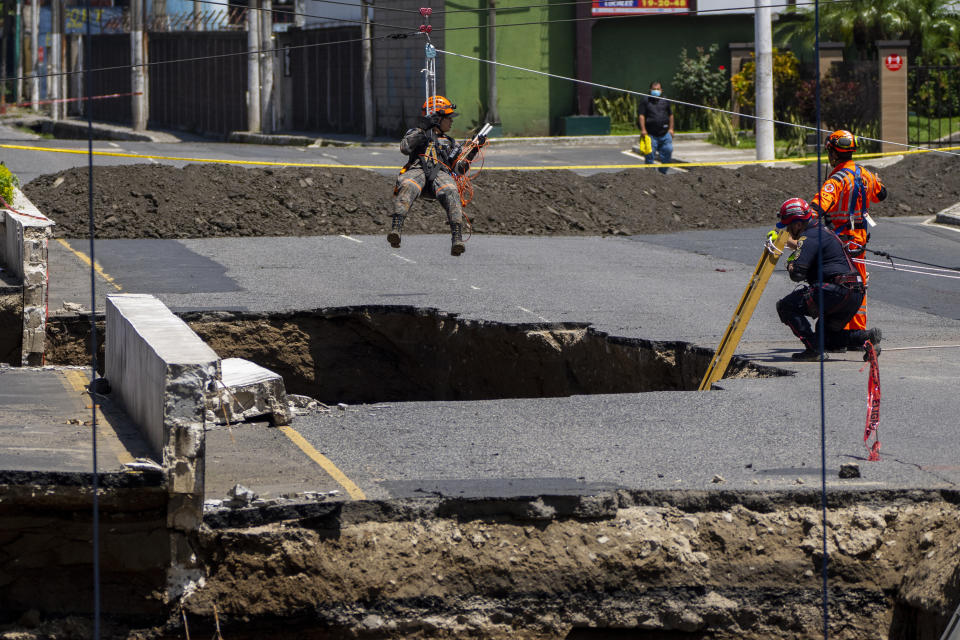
<box><xmin>637</xmin><ymin>81</ymin><xmax>674</xmax><ymax>174</ymax></box>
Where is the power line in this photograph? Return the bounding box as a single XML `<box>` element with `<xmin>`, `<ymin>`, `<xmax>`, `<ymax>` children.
<box><xmin>435</xmin><ymin>47</ymin><xmax>960</xmax><ymax>159</ymax></box>
<box><xmin>0</xmin><ymin>0</ymin><xmax>842</xmax><ymax>88</ymax></box>
<box><xmin>188</xmin><ymin>0</ymin><xmax>412</xmax><ymax>29</ymax></box>
<box><xmin>310</xmin><ymin>0</ymin><xmax>419</xmax><ymax>13</ymax></box>
<box><xmin>1</xmin><ymin>30</ymin><xmax>416</xmax><ymax>85</ymax></box>
<box><xmin>432</xmin><ymin>0</ymin><xmax>853</xmax><ymax>15</ymax></box>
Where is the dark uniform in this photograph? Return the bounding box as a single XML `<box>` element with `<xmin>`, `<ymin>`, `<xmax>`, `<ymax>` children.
<box><xmin>776</xmin><ymin>218</ymin><xmax>865</xmax><ymax>353</ymax></box>
<box><xmin>394</xmin><ymin>127</ymin><xmax>473</xmax><ymax>235</ymax></box>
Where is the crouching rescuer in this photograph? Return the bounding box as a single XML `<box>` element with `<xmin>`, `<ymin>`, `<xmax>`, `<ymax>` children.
<box><xmin>773</xmin><ymin>198</ymin><xmax>880</xmax><ymax>361</ymax></box>
<box><xmin>389</xmin><ymin>95</ymin><xmax>487</xmax><ymax>257</ymax></box>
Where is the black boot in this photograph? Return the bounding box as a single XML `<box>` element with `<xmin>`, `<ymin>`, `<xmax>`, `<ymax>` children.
<box><xmin>450</xmin><ymin>223</ymin><xmax>465</xmax><ymax>256</ymax></box>
<box><xmin>387</xmin><ymin>214</ymin><xmax>404</xmax><ymax>248</ymax></box>
<box><xmin>848</xmin><ymin>327</ymin><xmax>882</xmax><ymax>351</ymax></box>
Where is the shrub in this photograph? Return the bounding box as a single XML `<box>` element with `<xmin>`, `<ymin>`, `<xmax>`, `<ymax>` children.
<box><xmin>707</xmin><ymin>110</ymin><xmax>738</xmax><ymax>147</ymax></box>
<box><xmin>730</xmin><ymin>49</ymin><xmax>801</xmax><ymax>116</ymax></box>
<box><xmin>0</xmin><ymin>163</ymin><xmax>20</xmax><ymax>206</ymax></box>
<box><xmin>672</xmin><ymin>44</ymin><xmax>728</xmax><ymax>130</ymax></box>
<box><xmin>593</xmin><ymin>92</ymin><xmax>638</xmax><ymax>125</ymax></box>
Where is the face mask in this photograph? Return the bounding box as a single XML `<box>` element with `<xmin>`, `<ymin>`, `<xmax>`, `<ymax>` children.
<box><xmin>651</xmin><ymin>89</ymin><xmax>662</xmax><ymax>97</ymax></box>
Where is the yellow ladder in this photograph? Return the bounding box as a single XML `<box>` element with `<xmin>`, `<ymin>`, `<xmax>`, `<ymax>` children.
<box><xmin>698</xmin><ymin>231</ymin><xmax>788</xmax><ymax>391</ymax></box>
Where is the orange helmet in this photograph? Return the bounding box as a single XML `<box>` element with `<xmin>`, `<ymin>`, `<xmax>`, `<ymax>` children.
<box><xmin>422</xmin><ymin>95</ymin><xmax>457</xmax><ymax>117</ymax></box>
<box><xmin>825</xmin><ymin>129</ymin><xmax>858</xmax><ymax>153</ymax></box>
<box><xmin>776</xmin><ymin>197</ymin><xmax>812</xmax><ymax>229</ymax></box>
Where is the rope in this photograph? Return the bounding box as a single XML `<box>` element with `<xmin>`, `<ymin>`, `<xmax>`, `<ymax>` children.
<box><xmin>864</xmin><ymin>248</ymin><xmax>960</xmax><ymax>273</ymax></box>
<box><xmin>855</xmin><ymin>259</ymin><xmax>960</xmax><ymax>280</ymax></box>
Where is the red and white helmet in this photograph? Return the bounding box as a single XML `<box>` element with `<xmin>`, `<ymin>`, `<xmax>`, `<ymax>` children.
<box><xmin>776</xmin><ymin>197</ymin><xmax>812</xmax><ymax>229</ymax></box>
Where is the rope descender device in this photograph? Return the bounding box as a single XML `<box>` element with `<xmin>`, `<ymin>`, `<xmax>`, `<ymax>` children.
<box><xmin>422</xmin><ymin>43</ymin><xmax>437</xmax><ymax>115</ymax></box>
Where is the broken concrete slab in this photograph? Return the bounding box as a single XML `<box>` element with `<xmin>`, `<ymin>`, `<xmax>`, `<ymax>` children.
<box><xmin>207</xmin><ymin>357</ymin><xmax>293</xmax><ymax>427</ymax></box>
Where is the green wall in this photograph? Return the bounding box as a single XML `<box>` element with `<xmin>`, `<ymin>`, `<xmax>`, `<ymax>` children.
<box><xmin>446</xmin><ymin>0</ymin><xmax>575</xmax><ymax>137</ymax></box>
<box><xmin>445</xmin><ymin>3</ymin><xmax>752</xmax><ymax>136</ymax></box>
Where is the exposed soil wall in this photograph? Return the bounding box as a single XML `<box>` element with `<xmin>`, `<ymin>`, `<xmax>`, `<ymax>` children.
<box><xmin>0</xmin><ymin>286</ymin><xmax>22</xmax><ymax>365</ymax></box>
<box><xmin>0</xmin><ymin>473</ymin><xmax>169</xmax><ymax>621</ymax></box>
<box><xmin>167</xmin><ymin>491</ymin><xmax>960</xmax><ymax>640</ymax></box>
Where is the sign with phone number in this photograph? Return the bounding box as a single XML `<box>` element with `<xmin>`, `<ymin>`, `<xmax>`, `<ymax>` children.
<box><xmin>592</xmin><ymin>0</ymin><xmax>695</xmax><ymax>15</ymax></box>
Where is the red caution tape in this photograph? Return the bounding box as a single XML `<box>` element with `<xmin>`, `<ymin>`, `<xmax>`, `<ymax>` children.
<box><xmin>861</xmin><ymin>341</ymin><xmax>881</xmax><ymax>461</ymax></box>
<box><xmin>0</xmin><ymin>195</ymin><xmax>50</xmax><ymax>222</ymax></box>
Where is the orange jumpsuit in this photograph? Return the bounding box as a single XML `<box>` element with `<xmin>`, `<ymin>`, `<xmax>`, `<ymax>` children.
<box><xmin>810</xmin><ymin>160</ymin><xmax>886</xmax><ymax>331</ymax></box>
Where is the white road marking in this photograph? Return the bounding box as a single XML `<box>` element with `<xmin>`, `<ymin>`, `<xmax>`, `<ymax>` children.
<box><xmin>622</xmin><ymin>150</ymin><xmax>646</xmax><ymax>160</ymax></box>
<box><xmin>108</xmin><ymin>142</ymin><xmax>120</xmax><ymax>148</ymax></box>
<box><xmin>339</xmin><ymin>234</ymin><xmax>363</xmax><ymax>243</ymax></box>
<box><xmin>470</xmin><ymin>285</ymin><xmax>482</xmax><ymax>290</ymax></box>
<box><xmin>392</xmin><ymin>253</ymin><xmax>416</xmax><ymax>264</ymax></box>
<box><xmin>518</xmin><ymin>306</ymin><xmax>549</xmax><ymax>321</ymax></box>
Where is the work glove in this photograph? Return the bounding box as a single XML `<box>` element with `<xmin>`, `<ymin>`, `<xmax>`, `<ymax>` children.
<box><xmin>763</xmin><ymin>229</ymin><xmax>782</xmax><ymax>257</ymax></box>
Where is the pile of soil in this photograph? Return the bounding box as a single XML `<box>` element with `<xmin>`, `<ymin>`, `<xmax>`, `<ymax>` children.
<box><xmin>22</xmin><ymin>153</ymin><xmax>960</xmax><ymax>239</ymax></box>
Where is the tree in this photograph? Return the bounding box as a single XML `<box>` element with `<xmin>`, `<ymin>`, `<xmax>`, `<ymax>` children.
<box><xmin>774</xmin><ymin>0</ymin><xmax>960</xmax><ymax>64</ymax></box>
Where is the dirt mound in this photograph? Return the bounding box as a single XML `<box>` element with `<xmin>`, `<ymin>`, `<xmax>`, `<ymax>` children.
<box><xmin>22</xmin><ymin>153</ymin><xmax>960</xmax><ymax>239</ymax></box>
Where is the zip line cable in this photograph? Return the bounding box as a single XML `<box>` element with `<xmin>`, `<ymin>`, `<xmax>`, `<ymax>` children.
<box><xmin>434</xmin><ymin>47</ymin><xmax>960</xmax><ymax>159</ymax></box>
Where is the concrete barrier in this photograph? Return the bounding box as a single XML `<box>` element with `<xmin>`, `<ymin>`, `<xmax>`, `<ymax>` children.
<box><xmin>105</xmin><ymin>293</ymin><xmax>219</xmax><ymax>595</ymax></box>
<box><xmin>0</xmin><ymin>187</ymin><xmax>54</xmax><ymax>365</ymax></box>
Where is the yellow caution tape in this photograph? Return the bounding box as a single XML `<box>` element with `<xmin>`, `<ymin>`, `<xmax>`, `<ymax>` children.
<box><xmin>3</xmin><ymin>141</ymin><xmax>959</xmax><ymax>172</ymax></box>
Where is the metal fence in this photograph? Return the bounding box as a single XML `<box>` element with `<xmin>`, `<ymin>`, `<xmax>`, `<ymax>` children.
<box><xmin>148</xmin><ymin>31</ymin><xmax>247</xmax><ymax>137</ymax></box>
<box><xmin>86</xmin><ymin>34</ymin><xmax>132</xmax><ymax>124</ymax></box>
<box><xmin>909</xmin><ymin>65</ymin><xmax>960</xmax><ymax>149</ymax></box>
<box><xmin>279</xmin><ymin>26</ymin><xmax>362</xmax><ymax>133</ymax></box>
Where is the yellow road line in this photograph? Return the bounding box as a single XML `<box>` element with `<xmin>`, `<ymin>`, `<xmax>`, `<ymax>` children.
<box><xmin>6</xmin><ymin>141</ymin><xmax>959</xmax><ymax>171</ymax></box>
<box><xmin>56</xmin><ymin>238</ymin><xmax>123</xmax><ymax>291</ymax></box>
<box><xmin>278</xmin><ymin>425</ymin><xmax>367</xmax><ymax>500</ymax></box>
<box><xmin>61</xmin><ymin>369</ymin><xmax>135</xmax><ymax>466</ymax></box>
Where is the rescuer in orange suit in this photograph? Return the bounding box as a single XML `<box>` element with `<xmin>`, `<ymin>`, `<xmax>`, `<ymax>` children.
<box><xmin>810</xmin><ymin>129</ymin><xmax>888</xmax><ymax>349</ymax></box>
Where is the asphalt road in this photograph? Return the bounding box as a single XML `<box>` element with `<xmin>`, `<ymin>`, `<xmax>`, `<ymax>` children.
<box><xmin>5</xmin><ymin>125</ymin><xmax>960</xmax><ymax>502</ymax></box>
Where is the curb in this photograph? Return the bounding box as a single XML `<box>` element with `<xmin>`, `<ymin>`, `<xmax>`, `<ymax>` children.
<box><xmin>935</xmin><ymin>202</ymin><xmax>960</xmax><ymax>227</ymax></box>
<box><xmin>3</xmin><ymin>116</ymin><xmax>179</xmax><ymax>143</ymax></box>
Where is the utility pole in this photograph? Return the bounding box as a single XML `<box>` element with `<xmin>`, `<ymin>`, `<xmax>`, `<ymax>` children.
<box><xmin>259</xmin><ymin>0</ymin><xmax>273</xmax><ymax>132</ymax></box>
<box><xmin>754</xmin><ymin>0</ymin><xmax>774</xmax><ymax>161</ymax></box>
<box><xmin>50</xmin><ymin>0</ymin><xmax>61</xmax><ymax>119</ymax></box>
<box><xmin>362</xmin><ymin>0</ymin><xmax>373</xmax><ymax>140</ymax></box>
<box><xmin>486</xmin><ymin>0</ymin><xmax>498</xmax><ymax>124</ymax></box>
<box><xmin>131</xmin><ymin>0</ymin><xmax>146</xmax><ymax>129</ymax></box>
<box><xmin>246</xmin><ymin>0</ymin><xmax>260</xmax><ymax>132</ymax></box>
<box><xmin>15</xmin><ymin>0</ymin><xmax>23</xmax><ymax>104</ymax></box>
<box><xmin>2</xmin><ymin>0</ymin><xmax>9</xmax><ymax>112</ymax></box>
<box><xmin>29</xmin><ymin>0</ymin><xmax>37</xmax><ymax>111</ymax></box>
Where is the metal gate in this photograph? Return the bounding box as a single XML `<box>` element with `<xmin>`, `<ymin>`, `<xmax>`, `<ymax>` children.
<box><xmin>87</xmin><ymin>33</ymin><xmax>131</xmax><ymax>124</ymax></box>
<box><xmin>909</xmin><ymin>65</ymin><xmax>960</xmax><ymax>149</ymax></box>
<box><xmin>280</xmin><ymin>26</ymin><xmax>362</xmax><ymax>134</ymax></box>
<box><xmin>149</xmin><ymin>31</ymin><xmax>246</xmax><ymax>137</ymax></box>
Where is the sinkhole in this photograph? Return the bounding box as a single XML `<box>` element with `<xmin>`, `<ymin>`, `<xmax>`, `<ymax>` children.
<box><xmin>44</xmin><ymin>306</ymin><xmax>787</xmax><ymax>404</ymax></box>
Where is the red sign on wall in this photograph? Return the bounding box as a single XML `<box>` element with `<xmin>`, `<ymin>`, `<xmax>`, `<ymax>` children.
<box><xmin>884</xmin><ymin>54</ymin><xmax>903</xmax><ymax>71</ymax></box>
<box><xmin>592</xmin><ymin>0</ymin><xmax>695</xmax><ymax>16</ymax></box>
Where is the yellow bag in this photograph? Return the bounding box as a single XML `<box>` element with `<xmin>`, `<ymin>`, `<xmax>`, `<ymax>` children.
<box><xmin>638</xmin><ymin>134</ymin><xmax>652</xmax><ymax>156</ymax></box>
